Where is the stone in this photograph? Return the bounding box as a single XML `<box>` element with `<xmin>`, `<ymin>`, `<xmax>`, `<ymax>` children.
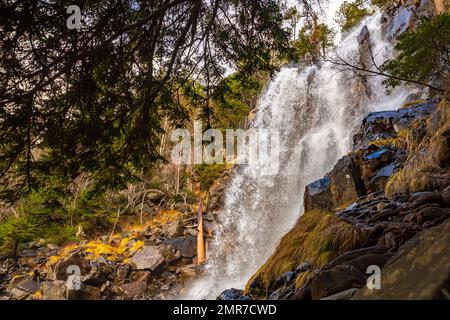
<box><xmin>117</xmin><ymin>264</ymin><xmax>130</xmax><ymax>280</ymax></box>
<box><xmin>304</xmin><ymin>178</ymin><xmax>332</xmax><ymax>212</ymax></box>
<box><xmin>311</xmin><ymin>265</ymin><xmax>367</xmax><ymax>300</ymax></box>
<box><xmin>183</xmin><ymin>228</ymin><xmax>198</xmax><ymax>236</ymax></box>
<box><xmin>328</xmin><ymin>156</ymin><xmax>367</xmax><ymax>209</ymax></box>
<box><xmin>47</xmin><ymin>244</ymin><xmax>60</xmax><ymax>251</ymax></box>
<box><xmin>295</xmin><ymin>262</ymin><xmax>312</xmax><ymax>274</ymax></box>
<box><xmin>272</xmin><ymin>271</ymin><xmax>295</xmax><ymax>289</ymax></box>
<box><xmin>14</xmin><ymin>278</ymin><xmax>41</xmax><ymax>293</ymax></box>
<box><xmin>163</xmin><ymin>220</ymin><xmax>183</xmax><ymax>238</ymax></box>
<box><xmin>217</xmin><ymin>288</ymin><xmax>244</xmax><ymax>300</ymax></box>
<box><xmin>42</xmin><ymin>280</ymin><xmax>67</xmax><ymax>300</ymax></box>
<box><xmin>9</xmin><ymin>288</ymin><xmax>30</xmax><ymax>300</ymax></box>
<box><xmin>48</xmin><ymin>251</ymin><xmax>91</xmax><ymax>281</ymax></box>
<box><xmin>120</xmin><ymin>280</ymin><xmax>147</xmax><ymax>299</ymax></box>
<box><xmin>67</xmin><ymin>283</ymin><xmax>101</xmax><ymax>300</ymax></box>
<box><xmin>321</xmin><ymin>288</ymin><xmax>359</xmax><ymax>300</ymax></box>
<box><xmin>81</xmin><ymin>264</ymin><xmax>111</xmax><ymax>287</ymax></box>
<box><xmin>7</xmin><ymin>275</ymin><xmax>41</xmax><ymax>299</ymax></box>
<box><xmin>354</xmin><ymin>219</ymin><xmax>450</xmax><ymax>299</ymax></box>
<box><xmin>163</xmin><ymin>236</ymin><xmax>197</xmax><ymax>259</ymax></box>
<box><xmin>268</xmin><ymin>286</ymin><xmax>294</xmax><ymax>300</ymax></box>
<box><xmin>130</xmin><ymin>245</ymin><xmax>164</xmax><ymax>271</ymax></box>
<box><xmin>375</xmin><ymin>163</ymin><xmax>396</xmax><ymax>177</ymax></box>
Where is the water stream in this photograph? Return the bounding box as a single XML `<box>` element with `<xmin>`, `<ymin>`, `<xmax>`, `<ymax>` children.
<box><xmin>183</xmin><ymin>10</ymin><xmax>413</xmax><ymax>300</ymax></box>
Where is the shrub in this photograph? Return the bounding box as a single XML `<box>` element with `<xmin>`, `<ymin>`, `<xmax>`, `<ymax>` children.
<box><xmin>380</xmin><ymin>13</ymin><xmax>450</xmax><ymax>93</ymax></box>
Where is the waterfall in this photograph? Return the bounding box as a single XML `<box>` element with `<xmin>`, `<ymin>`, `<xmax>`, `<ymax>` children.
<box><xmin>183</xmin><ymin>11</ymin><xmax>413</xmax><ymax>300</ymax></box>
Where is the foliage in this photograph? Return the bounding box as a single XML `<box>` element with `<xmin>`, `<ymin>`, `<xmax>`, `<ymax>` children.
<box><xmin>0</xmin><ymin>174</ymin><xmax>112</xmax><ymax>252</ymax></box>
<box><xmin>370</xmin><ymin>0</ymin><xmax>394</xmax><ymax>8</ymax></box>
<box><xmin>193</xmin><ymin>163</ymin><xmax>228</xmax><ymax>191</ymax></box>
<box><xmin>293</xmin><ymin>23</ymin><xmax>335</xmax><ymax>62</ymax></box>
<box><xmin>0</xmin><ymin>0</ymin><xmax>295</xmax><ymax>201</ymax></box>
<box><xmin>335</xmin><ymin>0</ymin><xmax>372</xmax><ymax>33</ymax></box>
<box><xmin>380</xmin><ymin>13</ymin><xmax>450</xmax><ymax>92</ymax></box>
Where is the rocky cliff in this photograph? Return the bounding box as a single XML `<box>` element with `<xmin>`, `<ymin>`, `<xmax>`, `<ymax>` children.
<box><xmin>228</xmin><ymin>99</ymin><xmax>450</xmax><ymax>300</ymax></box>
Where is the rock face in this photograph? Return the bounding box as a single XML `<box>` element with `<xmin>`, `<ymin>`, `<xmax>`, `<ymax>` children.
<box><xmin>163</xmin><ymin>236</ymin><xmax>197</xmax><ymax>259</ymax></box>
<box><xmin>242</xmin><ymin>99</ymin><xmax>450</xmax><ymax>301</ymax></box>
<box><xmin>304</xmin><ymin>100</ymin><xmax>438</xmax><ymax>213</ymax></box>
<box><xmin>354</xmin><ymin>218</ymin><xmax>450</xmax><ymax>300</ymax></box>
<box><xmin>304</xmin><ymin>178</ymin><xmax>332</xmax><ymax>212</ymax></box>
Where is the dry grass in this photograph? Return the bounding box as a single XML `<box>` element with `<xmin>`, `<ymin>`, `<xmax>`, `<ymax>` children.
<box><xmin>245</xmin><ymin>210</ymin><xmax>369</xmax><ymax>295</ymax></box>
<box><xmin>386</xmin><ymin>100</ymin><xmax>450</xmax><ymax>196</ymax></box>
<box><xmin>400</xmin><ymin>99</ymin><xmax>427</xmax><ymax>109</ymax></box>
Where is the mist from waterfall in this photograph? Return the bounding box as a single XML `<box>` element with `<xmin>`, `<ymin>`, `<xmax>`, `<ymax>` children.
<box><xmin>182</xmin><ymin>11</ymin><xmax>413</xmax><ymax>300</ymax></box>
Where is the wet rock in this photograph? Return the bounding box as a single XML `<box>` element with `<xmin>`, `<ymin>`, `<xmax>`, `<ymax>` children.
<box><xmin>272</xmin><ymin>271</ymin><xmax>295</xmax><ymax>290</ymax></box>
<box><xmin>357</xmin><ymin>25</ymin><xmax>372</xmax><ymax>99</ymax></box>
<box><xmin>375</xmin><ymin>163</ymin><xmax>396</xmax><ymax>177</ymax></box>
<box><xmin>130</xmin><ymin>245</ymin><xmax>164</xmax><ymax>271</ymax></box>
<box><xmin>217</xmin><ymin>288</ymin><xmax>245</xmax><ymax>300</ymax></box>
<box><xmin>163</xmin><ymin>236</ymin><xmax>197</xmax><ymax>259</ymax></box>
<box><xmin>352</xmin><ymin>100</ymin><xmax>437</xmax><ymax>150</ymax></box>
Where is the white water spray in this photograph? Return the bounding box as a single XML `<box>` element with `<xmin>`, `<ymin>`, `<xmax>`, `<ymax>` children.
<box><xmin>183</xmin><ymin>11</ymin><xmax>413</xmax><ymax>300</ymax></box>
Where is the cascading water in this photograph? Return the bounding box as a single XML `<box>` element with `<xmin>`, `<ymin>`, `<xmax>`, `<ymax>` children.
<box><xmin>183</xmin><ymin>10</ymin><xmax>414</xmax><ymax>300</ymax></box>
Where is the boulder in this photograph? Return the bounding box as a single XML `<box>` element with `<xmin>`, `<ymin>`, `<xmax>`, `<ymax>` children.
<box><xmin>130</xmin><ymin>245</ymin><xmax>164</xmax><ymax>271</ymax></box>
<box><xmin>354</xmin><ymin>218</ymin><xmax>450</xmax><ymax>299</ymax></box>
<box><xmin>120</xmin><ymin>280</ymin><xmax>147</xmax><ymax>299</ymax></box>
<box><xmin>217</xmin><ymin>288</ymin><xmax>245</xmax><ymax>300</ymax></box>
<box><xmin>352</xmin><ymin>100</ymin><xmax>437</xmax><ymax>150</ymax></box>
<box><xmin>67</xmin><ymin>283</ymin><xmax>101</xmax><ymax>300</ymax></box>
<box><xmin>328</xmin><ymin>156</ymin><xmax>367</xmax><ymax>209</ymax></box>
<box><xmin>163</xmin><ymin>236</ymin><xmax>197</xmax><ymax>259</ymax></box>
<box><xmin>47</xmin><ymin>251</ymin><xmax>91</xmax><ymax>281</ymax></box>
<box><xmin>321</xmin><ymin>288</ymin><xmax>359</xmax><ymax>300</ymax></box>
<box><xmin>311</xmin><ymin>265</ymin><xmax>367</xmax><ymax>300</ymax></box>
<box><xmin>42</xmin><ymin>281</ymin><xmax>67</xmax><ymax>300</ymax></box>
<box><xmin>304</xmin><ymin>178</ymin><xmax>332</xmax><ymax>212</ymax></box>
<box><xmin>163</xmin><ymin>220</ymin><xmax>183</xmax><ymax>238</ymax></box>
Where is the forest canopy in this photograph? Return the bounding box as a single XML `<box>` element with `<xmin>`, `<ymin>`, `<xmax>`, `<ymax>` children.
<box><xmin>0</xmin><ymin>0</ymin><xmax>298</xmax><ymax>200</ymax></box>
